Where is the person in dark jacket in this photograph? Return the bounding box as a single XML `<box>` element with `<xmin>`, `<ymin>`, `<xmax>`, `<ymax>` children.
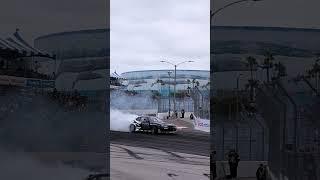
<box><xmin>210</xmin><ymin>150</ymin><xmax>217</xmax><ymax>180</ymax></box>
<box><xmin>181</xmin><ymin>109</ymin><xmax>185</xmax><ymax>118</ymax></box>
<box><xmin>256</xmin><ymin>164</ymin><xmax>267</xmax><ymax>180</ymax></box>
<box><xmin>227</xmin><ymin>149</ymin><xmax>240</xmax><ymax>178</ymax></box>
<box><xmin>174</xmin><ymin>110</ymin><xmax>178</xmax><ymax>118</ymax></box>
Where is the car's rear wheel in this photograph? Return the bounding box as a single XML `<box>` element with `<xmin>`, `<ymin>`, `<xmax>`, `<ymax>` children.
<box><xmin>129</xmin><ymin>124</ymin><xmax>136</xmax><ymax>133</ymax></box>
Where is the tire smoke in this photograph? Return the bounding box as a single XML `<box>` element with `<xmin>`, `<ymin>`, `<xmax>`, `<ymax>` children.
<box><xmin>110</xmin><ymin>109</ymin><xmax>138</xmax><ymax>132</ymax></box>
<box><xmin>0</xmin><ymin>149</ymin><xmax>90</xmax><ymax>180</ymax></box>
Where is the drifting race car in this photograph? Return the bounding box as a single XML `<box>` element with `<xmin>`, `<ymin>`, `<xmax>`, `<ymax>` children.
<box><xmin>129</xmin><ymin>116</ymin><xmax>177</xmax><ymax>134</ymax></box>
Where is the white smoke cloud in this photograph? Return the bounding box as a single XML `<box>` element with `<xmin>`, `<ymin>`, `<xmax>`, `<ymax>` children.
<box><xmin>110</xmin><ymin>109</ymin><xmax>138</xmax><ymax>132</ymax></box>
<box><xmin>110</xmin><ymin>90</ymin><xmax>157</xmax><ymax>132</ymax></box>
<box><xmin>110</xmin><ymin>90</ymin><xmax>157</xmax><ymax>110</ymax></box>
<box><xmin>0</xmin><ymin>90</ymin><xmax>106</xmax><ymax>179</ymax></box>
<box><xmin>0</xmin><ymin>149</ymin><xmax>90</xmax><ymax>180</ymax></box>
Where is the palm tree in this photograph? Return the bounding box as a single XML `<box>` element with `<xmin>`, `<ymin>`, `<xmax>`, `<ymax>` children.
<box><xmin>309</xmin><ymin>59</ymin><xmax>320</xmax><ymax>92</ymax></box>
<box><xmin>273</xmin><ymin>61</ymin><xmax>287</xmax><ymax>79</ymax></box>
<box><xmin>187</xmin><ymin>79</ymin><xmax>191</xmax><ymax>85</ymax></box>
<box><xmin>246</xmin><ymin>56</ymin><xmax>259</xmax><ymax>103</ymax></box>
<box><xmin>192</xmin><ymin>79</ymin><xmax>196</xmax><ymax>88</ymax></box>
<box><xmin>245</xmin><ymin>79</ymin><xmax>259</xmax><ymax>103</ymax></box>
<box><xmin>261</xmin><ymin>51</ymin><xmax>274</xmax><ymax>83</ymax></box>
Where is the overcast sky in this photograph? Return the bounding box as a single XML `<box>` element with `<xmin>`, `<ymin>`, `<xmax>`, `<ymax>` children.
<box><xmin>110</xmin><ymin>0</ymin><xmax>210</xmax><ymax>74</ymax></box>
<box><xmin>212</xmin><ymin>0</ymin><xmax>320</xmax><ymax>28</ymax></box>
<box><xmin>0</xmin><ymin>0</ymin><xmax>107</xmax><ymax>44</ymax></box>
<box><xmin>1</xmin><ymin>0</ymin><xmax>320</xmax><ymax>73</ymax></box>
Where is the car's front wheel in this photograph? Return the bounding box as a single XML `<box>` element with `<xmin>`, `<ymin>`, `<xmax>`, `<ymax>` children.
<box><xmin>151</xmin><ymin>127</ymin><xmax>158</xmax><ymax>135</ymax></box>
<box><xmin>129</xmin><ymin>124</ymin><xmax>136</xmax><ymax>133</ymax></box>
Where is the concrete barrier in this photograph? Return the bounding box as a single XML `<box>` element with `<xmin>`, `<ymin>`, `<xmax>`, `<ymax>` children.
<box><xmin>193</xmin><ymin>118</ymin><xmax>210</xmax><ymax>132</ymax></box>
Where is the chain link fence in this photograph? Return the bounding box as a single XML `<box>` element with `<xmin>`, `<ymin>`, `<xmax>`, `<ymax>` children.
<box><xmin>190</xmin><ymin>86</ymin><xmax>209</xmax><ymax>119</ymax></box>
<box><xmin>157</xmin><ymin>96</ymin><xmax>194</xmax><ymax>113</ymax></box>
<box><xmin>256</xmin><ymin>80</ymin><xmax>320</xmax><ymax>179</ymax></box>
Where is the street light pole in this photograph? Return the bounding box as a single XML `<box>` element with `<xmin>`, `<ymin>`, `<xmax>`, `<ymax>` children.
<box><xmin>174</xmin><ymin>65</ymin><xmax>177</xmax><ymax>114</ymax></box>
<box><xmin>160</xmin><ymin>60</ymin><xmax>194</xmax><ymax>114</ymax></box>
<box><xmin>211</xmin><ymin>0</ymin><xmax>262</xmax><ymax>22</ymax></box>
<box><xmin>236</xmin><ymin>74</ymin><xmax>243</xmax><ymax>121</ymax></box>
<box><xmin>210</xmin><ymin>0</ymin><xmax>263</xmax><ymax>66</ymax></box>
<box><xmin>237</xmin><ymin>74</ymin><xmax>243</xmax><ymax>90</ymax></box>
<box><xmin>168</xmin><ymin>71</ymin><xmax>172</xmax><ymax>117</ymax></box>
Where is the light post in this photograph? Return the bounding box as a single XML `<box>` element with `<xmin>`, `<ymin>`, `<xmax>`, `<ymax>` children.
<box><xmin>237</xmin><ymin>73</ymin><xmax>243</xmax><ymax>91</ymax></box>
<box><xmin>210</xmin><ymin>0</ymin><xmax>263</xmax><ymax>22</ymax></box>
<box><xmin>168</xmin><ymin>71</ymin><xmax>172</xmax><ymax>117</ymax></box>
<box><xmin>210</xmin><ymin>0</ymin><xmax>263</xmax><ymax>70</ymax></box>
<box><xmin>236</xmin><ymin>74</ymin><xmax>243</xmax><ymax>121</ymax></box>
<box><xmin>160</xmin><ymin>60</ymin><xmax>194</xmax><ymax>113</ymax></box>
<box><xmin>235</xmin><ymin>73</ymin><xmax>243</xmax><ymax>152</ymax></box>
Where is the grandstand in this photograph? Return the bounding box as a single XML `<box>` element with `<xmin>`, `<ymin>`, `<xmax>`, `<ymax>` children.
<box><xmin>0</xmin><ymin>29</ymin><xmax>56</xmax><ymax>87</ymax></box>
<box><xmin>110</xmin><ymin>70</ymin><xmax>126</xmax><ymax>89</ymax></box>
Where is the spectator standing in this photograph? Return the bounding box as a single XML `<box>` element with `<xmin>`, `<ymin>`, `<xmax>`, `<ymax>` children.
<box><xmin>181</xmin><ymin>109</ymin><xmax>185</xmax><ymax>118</ymax></box>
<box><xmin>210</xmin><ymin>150</ymin><xmax>217</xmax><ymax>180</ymax></box>
<box><xmin>256</xmin><ymin>164</ymin><xmax>267</xmax><ymax>180</ymax></box>
<box><xmin>227</xmin><ymin>149</ymin><xmax>240</xmax><ymax>179</ymax></box>
<box><xmin>174</xmin><ymin>110</ymin><xmax>178</xmax><ymax>118</ymax></box>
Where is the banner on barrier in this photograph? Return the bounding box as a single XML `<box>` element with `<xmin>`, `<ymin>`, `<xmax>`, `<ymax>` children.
<box><xmin>0</xmin><ymin>75</ymin><xmax>26</xmax><ymax>87</ymax></box>
<box><xmin>26</xmin><ymin>79</ymin><xmax>41</xmax><ymax>88</ymax></box>
<box><xmin>41</xmin><ymin>80</ymin><xmax>55</xmax><ymax>88</ymax></box>
<box><xmin>193</xmin><ymin>117</ymin><xmax>210</xmax><ymax>132</ymax></box>
<box><xmin>26</xmin><ymin>79</ymin><xmax>55</xmax><ymax>89</ymax></box>
<box><xmin>0</xmin><ymin>75</ymin><xmax>55</xmax><ymax>89</ymax></box>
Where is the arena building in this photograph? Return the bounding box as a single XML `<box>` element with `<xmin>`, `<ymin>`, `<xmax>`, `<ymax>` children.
<box><xmin>121</xmin><ymin>69</ymin><xmax>210</xmax><ymax>95</ymax></box>
<box><xmin>211</xmin><ymin>26</ymin><xmax>320</xmax><ymax>179</ymax></box>
<box><xmin>212</xmin><ymin>26</ymin><xmax>320</xmax><ymax>90</ymax></box>
<box><xmin>34</xmin><ymin>29</ymin><xmax>108</xmax><ymax>99</ymax></box>
<box><xmin>33</xmin><ymin>29</ymin><xmax>108</xmax><ymax>107</ymax></box>
<box><xmin>114</xmin><ymin>69</ymin><xmax>210</xmax><ymax>117</ymax></box>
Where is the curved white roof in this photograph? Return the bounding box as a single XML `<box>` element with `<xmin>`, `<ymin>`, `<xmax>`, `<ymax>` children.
<box><xmin>0</xmin><ymin>29</ymin><xmax>55</xmax><ymax>59</ymax></box>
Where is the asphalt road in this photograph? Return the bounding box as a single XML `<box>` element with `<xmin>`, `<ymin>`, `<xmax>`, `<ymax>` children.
<box><xmin>110</xmin><ymin>144</ymin><xmax>210</xmax><ymax>180</ymax></box>
<box><xmin>110</xmin><ymin>130</ymin><xmax>210</xmax><ymax>157</ymax></box>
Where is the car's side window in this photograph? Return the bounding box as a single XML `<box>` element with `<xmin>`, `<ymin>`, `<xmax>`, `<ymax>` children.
<box><xmin>136</xmin><ymin>117</ymin><xmax>141</xmax><ymax>121</ymax></box>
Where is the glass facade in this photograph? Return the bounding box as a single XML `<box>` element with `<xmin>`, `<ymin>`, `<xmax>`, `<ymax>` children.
<box><xmin>121</xmin><ymin>70</ymin><xmax>210</xmax><ymax>95</ymax></box>
<box><xmin>34</xmin><ymin>29</ymin><xmax>108</xmax><ymax>93</ymax></box>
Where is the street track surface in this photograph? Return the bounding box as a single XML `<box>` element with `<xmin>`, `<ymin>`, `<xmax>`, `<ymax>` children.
<box><xmin>110</xmin><ymin>118</ymin><xmax>210</xmax><ymax>179</ymax></box>
<box><xmin>111</xmin><ymin>144</ymin><xmax>210</xmax><ymax>180</ymax></box>
<box><xmin>110</xmin><ymin>130</ymin><xmax>210</xmax><ymax>157</ymax></box>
